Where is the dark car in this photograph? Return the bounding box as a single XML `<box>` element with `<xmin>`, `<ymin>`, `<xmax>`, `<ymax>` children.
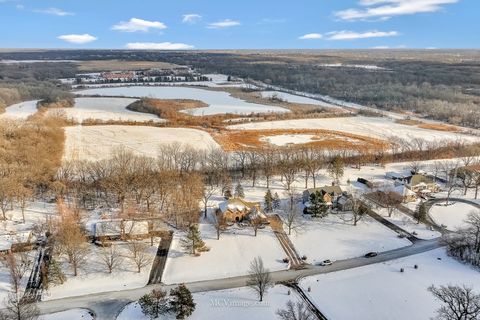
<box><xmin>364</xmin><ymin>252</ymin><xmax>378</xmax><ymax>258</ymax></box>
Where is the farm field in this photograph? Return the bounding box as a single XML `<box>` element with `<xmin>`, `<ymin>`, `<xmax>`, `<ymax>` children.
<box><xmin>46</xmin><ymin>97</ymin><xmax>164</xmax><ymax>123</ymax></box>
<box><xmin>228</xmin><ymin>116</ymin><xmax>478</xmax><ymax>144</ymax></box>
<box><xmin>428</xmin><ymin>202</ymin><xmax>477</xmax><ymax>231</ymax></box>
<box><xmin>76</xmin><ymin>86</ymin><xmax>290</xmax><ymax>116</ymax></box>
<box><xmin>63</xmin><ymin>125</ymin><xmax>219</xmax><ymax>161</ymax></box>
<box><xmin>260</xmin><ymin>90</ymin><xmax>338</xmax><ymax>108</ymax></box>
<box><xmin>299</xmin><ymin>248</ymin><xmax>480</xmax><ymax>320</ymax></box>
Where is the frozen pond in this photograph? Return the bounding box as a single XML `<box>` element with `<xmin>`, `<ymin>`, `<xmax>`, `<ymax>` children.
<box><xmin>261</xmin><ymin>90</ymin><xmax>339</xmax><ymax>108</ymax></box>
<box><xmin>76</xmin><ymin>86</ymin><xmax>289</xmax><ymax>116</ymax></box>
<box><xmin>47</xmin><ymin>97</ymin><xmax>164</xmax><ymax>123</ymax></box>
<box><xmin>1</xmin><ymin>100</ymin><xmax>39</xmax><ymax>119</ymax></box>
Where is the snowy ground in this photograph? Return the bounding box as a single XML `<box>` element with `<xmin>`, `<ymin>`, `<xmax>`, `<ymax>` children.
<box><xmin>117</xmin><ymin>285</ymin><xmax>299</xmax><ymax>320</ymax></box>
<box><xmin>46</xmin><ymin>97</ymin><xmax>164</xmax><ymax>123</ymax></box>
<box><xmin>43</xmin><ymin>237</ymin><xmax>160</xmax><ymax>301</ymax></box>
<box><xmin>260</xmin><ymin>91</ymin><xmax>339</xmax><ymax>109</ymax></box>
<box><xmin>162</xmin><ymin>222</ymin><xmax>288</xmax><ymax>284</ymax></box>
<box><xmin>300</xmin><ymin>248</ymin><xmax>480</xmax><ymax>320</ymax></box>
<box><xmin>63</xmin><ymin>125</ymin><xmax>219</xmax><ymax>161</ymax></box>
<box><xmin>428</xmin><ymin>202</ymin><xmax>477</xmax><ymax>231</ymax></box>
<box><xmin>228</xmin><ymin>116</ymin><xmax>478</xmax><ymax>144</ymax></box>
<box><xmin>283</xmin><ymin>213</ymin><xmax>411</xmax><ymax>264</ymax></box>
<box><xmin>375</xmin><ymin>207</ymin><xmax>441</xmax><ymax>240</ymax></box>
<box><xmin>260</xmin><ymin>134</ymin><xmax>317</xmax><ymax>146</ymax></box>
<box><xmin>76</xmin><ymin>86</ymin><xmax>289</xmax><ymax>116</ymax></box>
<box><xmin>1</xmin><ymin>100</ymin><xmax>39</xmax><ymax>119</ymax></box>
<box><xmin>40</xmin><ymin>308</ymin><xmax>94</xmax><ymax>320</ymax></box>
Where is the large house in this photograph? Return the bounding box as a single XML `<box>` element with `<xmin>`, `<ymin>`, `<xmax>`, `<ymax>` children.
<box><xmin>217</xmin><ymin>198</ymin><xmax>266</xmax><ymax>223</ymax></box>
<box><xmin>407</xmin><ymin>174</ymin><xmax>439</xmax><ymax>193</ymax></box>
<box><xmin>302</xmin><ymin>186</ymin><xmax>343</xmax><ymax>205</ymax></box>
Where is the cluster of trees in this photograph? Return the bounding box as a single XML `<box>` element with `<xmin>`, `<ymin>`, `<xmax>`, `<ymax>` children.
<box><xmin>443</xmin><ymin>210</ymin><xmax>480</xmax><ymax>268</ymax></box>
<box><xmin>139</xmin><ymin>285</ymin><xmax>195</xmax><ymax>320</ymax></box>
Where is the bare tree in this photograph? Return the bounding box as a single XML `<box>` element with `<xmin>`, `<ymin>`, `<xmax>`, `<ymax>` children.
<box><xmin>127</xmin><ymin>241</ymin><xmax>152</xmax><ymax>273</ymax></box>
<box><xmin>0</xmin><ymin>290</ymin><xmax>40</xmax><ymax>320</ymax></box>
<box><xmin>2</xmin><ymin>252</ymin><xmax>31</xmax><ymax>294</ymax></box>
<box><xmin>277</xmin><ymin>300</ymin><xmax>315</xmax><ymax>320</ymax></box>
<box><xmin>250</xmin><ymin>215</ymin><xmax>263</xmax><ymax>237</ymax></box>
<box><xmin>201</xmin><ymin>184</ymin><xmax>218</xmax><ymax>219</ymax></box>
<box><xmin>212</xmin><ymin>210</ymin><xmax>226</xmax><ymax>240</ymax></box>
<box><xmin>282</xmin><ymin>202</ymin><xmax>304</xmax><ymax>235</ymax></box>
<box><xmin>100</xmin><ymin>244</ymin><xmax>122</xmax><ymax>274</ymax></box>
<box><xmin>429</xmin><ymin>285</ymin><xmax>480</xmax><ymax>320</ymax></box>
<box><xmin>247</xmin><ymin>256</ymin><xmax>272</xmax><ymax>302</ymax></box>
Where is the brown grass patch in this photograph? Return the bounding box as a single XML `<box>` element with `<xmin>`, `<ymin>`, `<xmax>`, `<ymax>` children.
<box><xmin>395</xmin><ymin>118</ymin><xmax>423</xmax><ymax>126</ymax></box>
<box><xmin>417</xmin><ymin>123</ymin><xmax>460</xmax><ymax>132</ymax></box>
<box><xmin>213</xmin><ymin>129</ymin><xmax>389</xmax><ymax>151</ymax></box>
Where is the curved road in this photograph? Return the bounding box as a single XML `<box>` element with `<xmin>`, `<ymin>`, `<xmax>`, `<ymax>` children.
<box><xmin>37</xmin><ymin>238</ymin><xmax>442</xmax><ymax>319</ymax></box>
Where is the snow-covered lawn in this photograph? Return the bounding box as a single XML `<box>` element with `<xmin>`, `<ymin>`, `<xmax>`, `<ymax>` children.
<box><xmin>46</xmin><ymin>97</ymin><xmax>164</xmax><ymax>123</ymax></box>
<box><xmin>300</xmin><ymin>248</ymin><xmax>480</xmax><ymax>320</ymax></box>
<box><xmin>40</xmin><ymin>309</ymin><xmax>94</xmax><ymax>320</ymax></box>
<box><xmin>43</xmin><ymin>238</ymin><xmax>160</xmax><ymax>301</ymax></box>
<box><xmin>1</xmin><ymin>100</ymin><xmax>39</xmax><ymax>119</ymax></box>
<box><xmin>228</xmin><ymin>116</ymin><xmax>478</xmax><ymax>144</ymax></box>
<box><xmin>162</xmin><ymin>223</ymin><xmax>287</xmax><ymax>284</ymax></box>
<box><xmin>76</xmin><ymin>86</ymin><xmax>289</xmax><ymax>116</ymax></box>
<box><xmin>375</xmin><ymin>207</ymin><xmax>441</xmax><ymax>240</ymax></box>
<box><xmin>63</xmin><ymin>125</ymin><xmax>219</xmax><ymax>161</ymax></box>
<box><xmin>117</xmin><ymin>285</ymin><xmax>299</xmax><ymax>320</ymax></box>
<box><xmin>284</xmin><ymin>213</ymin><xmax>411</xmax><ymax>264</ymax></box>
<box><xmin>429</xmin><ymin>202</ymin><xmax>477</xmax><ymax>231</ymax></box>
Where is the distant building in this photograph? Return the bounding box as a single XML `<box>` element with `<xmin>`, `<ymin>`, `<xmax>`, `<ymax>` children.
<box><xmin>302</xmin><ymin>186</ymin><xmax>343</xmax><ymax>205</ymax></box>
<box><xmin>0</xmin><ymin>231</ymin><xmax>34</xmax><ymax>254</ymax></box>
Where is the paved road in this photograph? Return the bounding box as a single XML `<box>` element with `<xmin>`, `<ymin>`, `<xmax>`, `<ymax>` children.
<box><xmin>36</xmin><ymin>238</ymin><xmax>442</xmax><ymax>319</ymax></box>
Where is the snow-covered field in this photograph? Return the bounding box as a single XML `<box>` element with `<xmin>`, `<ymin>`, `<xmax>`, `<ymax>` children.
<box><xmin>300</xmin><ymin>248</ymin><xmax>480</xmax><ymax>320</ymax></box>
<box><xmin>260</xmin><ymin>91</ymin><xmax>339</xmax><ymax>109</ymax></box>
<box><xmin>1</xmin><ymin>100</ymin><xmax>39</xmax><ymax>119</ymax></box>
<box><xmin>76</xmin><ymin>86</ymin><xmax>289</xmax><ymax>116</ymax></box>
<box><xmin>229</xmin><ymin>116</ymin><xmax>478</xmax><ymax>143</ymax></box>
<box><xmin>47</xmin><ymin>97</ymin><xmax>164</xmax><ymax>123</ymax></box>
<box><xmin>63</xmin><ymin>125</ymin><xmax>219</xmax><ymax>161</ymax></box>
<box><xmin>260</xmin><ymin>134</ymin><xmax>317</xmax><ymax>146</ymax></box>
<box><xmin>117</xmin><ymin>285</ymin><xmax>299</xmax><ymax>320</ymax></box>
<box><xmin>285</xmin><ymin>213</ymin><xmax>411</xmax><ymax>264</ymax></box>
<box><xmin>40</xmin><ymin>309</ymin><xmax>94</xmax><ymax>320</ymax></box>
<box><xmin>429</xmin><ymin>202</ymin><xmax>477</xmax><ymax>231</ymax></box>
<box><xmin>43</xmin><ymin>238</ymin><xmax>160</xmax><ymax>301</ymax></box>
<box><xmin>162</xmin><ymin>222</ymin><xmax>288</xmax><ymax>284</ymax></box>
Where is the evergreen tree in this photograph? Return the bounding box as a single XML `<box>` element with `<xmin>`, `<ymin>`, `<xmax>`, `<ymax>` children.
<box><xmin>224</xmin><ymin>188</ymin><xmax>233</xmax><ymax>199</ymax></box>
<box><xmin>180</xmin><ymin>225</ymin><xmax>205</xmax><ymax>255</ymax></box>
<box><xmin>234</xmin><ymin>182</ymin><xmax>245</xmax><ymax>198</ymax></box>
<box><xmin>415</xmin><ymin>202</ymin><xmax>428</xmax><ymax>224</ymax></box>
<box><xmin>273</xmin><ymin>192</ymin><xmax>281</xmax><ymax>210</ymax></box>
<box><xmin>170</xmin><ymin>284</ymin><xmax>196</xmax><ymax>319</ymax></box>
<box><xmin>139</xmin><ymin>289</ymin><xmax>168</xmax><ymax>320</ymax></box>
<box><xmin>264</xmin><ymin>189</ymin><xmax>273</xmax><ymax>212</ymax></box>
<box><xmin>307</xmin><ymin>191</ymin><xmax>329</xmax><ymax>218</ymax></box>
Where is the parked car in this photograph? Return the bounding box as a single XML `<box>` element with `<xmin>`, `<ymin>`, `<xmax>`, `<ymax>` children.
<box><xmin>317</xmin><ymin>259</ymin><xmax>333</xmax><ymax>266</ymax></box>
<box><xmin>364</xmin><ymin>252</ymin><xmax>378</xmax><ymax>258</ymax></box>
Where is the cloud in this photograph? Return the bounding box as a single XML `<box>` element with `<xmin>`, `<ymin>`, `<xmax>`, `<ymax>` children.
<box><xmin>335</xmin><ymin>0</ymin><xmax>459</xmax><ymax>21</ymax></box>
<box><xmin>299</xmin><ymin>33</ymin><xmax>323</xmax><ymax>40</ymax></box>
<box><xmin>207</xmin><ymin>19</ymin><xmax>241</xmax><ymax>29</ymax></box>
<box><xmin>112</xmin><ymin>18</ymin><xmax>167</xmax><ymax>32</ymax></box>
<box><xmin>182</xmin><ymin>14</ymin><xmax>202</xmax><ymax>24</ymax></box>
<box><xmin>58</xmin><ymin>34</ymin><xmax>97</xmax><ymax>44</ymax></box>
<box><xmin>36</xmin><ymin>7</ymin><xmax>74</xmax><ymax>16</ymax></box>
<box><xmin>125</xmin><ymin>42</ymin><xmax>194</xmax><ymax>50</ymax></box>
<box><xmin>326</xmin><ymin>30</ymin><xmax>398</xmax><ymax>40</ymax></box>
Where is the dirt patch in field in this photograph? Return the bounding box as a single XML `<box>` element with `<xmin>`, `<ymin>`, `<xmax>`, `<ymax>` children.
<box><xmin>395</xmin><ymin>118</ymin><xmax>461</xmax><ymax>132</ymax></box>
<box><xmin>213</xmin><ymin>129</ymin><xmax>389</xmax><ymax>151</ymax></box>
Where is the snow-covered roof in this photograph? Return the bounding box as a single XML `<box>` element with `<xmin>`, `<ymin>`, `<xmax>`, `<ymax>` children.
<box><xmin>0</xmin><ymin>231</ymin><xmax>32</xmax><ymax>251</ymax></box>
<box><xmin>394</xmin><ymin>185</ymin><xmax>416</xmax><ymax>197</ymax></box>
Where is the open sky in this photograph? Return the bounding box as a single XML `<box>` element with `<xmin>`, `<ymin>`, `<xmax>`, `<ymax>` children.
<box><xmin>0</xmin><ymin>0</ymin><xmax>478</xmax><ymax>49</ymax></box>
